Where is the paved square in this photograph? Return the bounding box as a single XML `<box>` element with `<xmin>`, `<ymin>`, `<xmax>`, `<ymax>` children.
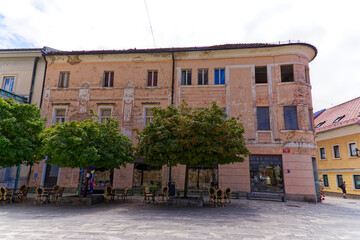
<box><xmin>0</xmin><ymin>195</ymin><xmax>359</xmax><ymax>239</ymax></box>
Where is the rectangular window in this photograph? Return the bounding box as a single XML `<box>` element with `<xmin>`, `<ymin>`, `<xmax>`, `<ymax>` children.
<box><xmin>332</xmin><ymin>145</ymin><xmax>341</xmax><ymax>159</ymax></box>
<box><xmin>353</xmin><ymin>175</ymin><xmax>360</xmax><ymax>189</ymax></box>
<box><xmin>336</xmin><ymin>174</ymin><xmax>343</xmax><ymax>188</ymax></box>
<box><xmin>58</xmin><ymin>72</ymin><xmax>70</xmax><ymax>88</ymax></box>
<box><xmin>181</xmin><ymin>70</ymin><xmax>192</xmax><ymax>85</ymax></box>
<box><xmin>283</xmin><ymin>106</ymin><xmax>298</xmax><ymax>130</ymax></box>
<box><xmin>214</xmin><ymin>69</ymin><xmax>225</xmax><ymax>85</ymax></box>
<box><xmin>2</xmin><ymin>76</ymin><xmax>15</xmax><ymax>92</ymax></box>
<box><xmin>349</xmin><ymin>143</ymin><xmax>358</xmax><ymax>157</ymax></box>
<box><xmin>281</xmin><ymin>65</ymin><xmax>294</xmax><ymax>82</ymax></box>
<box><xmin>99</xmin><ymin>108</ymin><xmax>112</xmax><ymax>123</ymax></box>
<box><xmin>255</xmin><ymin>66</ymin><xmax>267</xmax><ymax>84</ymax></box>
<box><xmin>257</xmin><ymin>107</ymin><xmax>270</xmax><ymax>130</ymax></box>
<box><xmin>103</xmin><ymin>72</ymin><xmax>114</xmax><ymax>87</ymax></box>
<box><xmin>319</xmin><ymin>147</ymin><xmax>326</xmax><ymax>160</ymax></box>
<box><xmin>305</xmin><ymin>67</ymin><xmax>309</xmax><ymax>84</ymax></box>
<box><xmin>144</xmin><ymin>108</ymin><xmax>154</xmax><ymax>125</ymax></box>
<box><xmin>198</xmin><ymin>69</ymin><xmax>208</xmax><ymax>85</ymax></box>
<box><xmin>147</xmin><ymin>71</ymin><xmax>158</xmax><ymax>87</ymax></box>
<box><xmin>54</xmin><ymin>108</ymin><xmax>66</xmax><ymax>124</ymax></box>
<box><xmin>322</xmin><ymin>174</ymin><xmax>329</xmax><ymax>187</ymax></box>
<box><xmin>309</xmin><ymin>109</ymin><xmax>313</xmax><ymax>131</ymax></box>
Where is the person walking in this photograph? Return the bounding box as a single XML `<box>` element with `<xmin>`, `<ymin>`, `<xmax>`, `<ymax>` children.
<box><xmin>339</xmin><ymin>181</ymin><xmax>347</xmax><ymax>199</ymax></box>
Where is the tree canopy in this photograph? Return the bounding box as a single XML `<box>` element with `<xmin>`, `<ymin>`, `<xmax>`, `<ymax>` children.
<box><xmin>136</xmin><ymin>102</ymin><xmax>250</xmax><ymax>196</ymax></box>
<box><xmin>42</xmin><ymin>118</ymin><xmax>134</xmax><ymax>169</ymax></box>
<box><xmin>0</xmin><ymin>98</ymin><xmax>45</xmax><ymax>167</ymax></box>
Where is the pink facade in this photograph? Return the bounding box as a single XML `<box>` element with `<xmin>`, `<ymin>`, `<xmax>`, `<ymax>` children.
<box><xmin>29</xmin><ymin>43</ymin><xmax>318</xmax><ymax>201</ymax></box>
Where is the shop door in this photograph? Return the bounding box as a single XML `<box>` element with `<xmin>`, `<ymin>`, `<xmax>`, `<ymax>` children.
<box><xmin>250</xmin><ymin>156</ymin><xmax>284</xmax><ymax>193</ymax></box>
<box><xmin>44</xmin><ymin>164</ymin><xmax>59</xmax><ymax>188</ymax></box>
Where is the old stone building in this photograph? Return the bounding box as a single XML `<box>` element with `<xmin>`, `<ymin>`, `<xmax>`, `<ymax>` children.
<box><xmin>29</xmin><ymin>43</ymin><xmax>318</xmax><ymax>201</ymax></box>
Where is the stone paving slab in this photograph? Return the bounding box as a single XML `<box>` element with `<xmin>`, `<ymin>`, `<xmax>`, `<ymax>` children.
<box><xmin>0</xmin><ymin>195</ymin><xmax>359</xmax><ymax>239</ymax></box>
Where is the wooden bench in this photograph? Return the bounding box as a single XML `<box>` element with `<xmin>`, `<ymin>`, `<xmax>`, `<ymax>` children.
<box><xmin>246</xmin><ymin>192</ymin><xmax>286</xmax><ymax>202</ymax></box>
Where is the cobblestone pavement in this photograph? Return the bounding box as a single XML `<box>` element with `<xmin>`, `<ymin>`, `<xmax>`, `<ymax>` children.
<box><xmin>0</xmin><ymin>195</ymin><xmax>359</xmax><ymax>240</ymax></box>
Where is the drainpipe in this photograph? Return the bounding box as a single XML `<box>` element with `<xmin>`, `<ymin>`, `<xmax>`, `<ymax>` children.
<box><xmin>169</xmin><ymin>51</ymin><xmax>175</xmax><ymax>184</ymax></box>
<box><xmin>28</xmin><ymin>57</ymin><xmax>39</xmax><ymax>104</ymax></box>
<box><xmin>39</xmin><ymin>51</ymin><xmax>48</xmax><ymax>108</ymax></box>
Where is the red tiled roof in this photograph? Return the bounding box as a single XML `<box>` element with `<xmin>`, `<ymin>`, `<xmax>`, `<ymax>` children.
<box><xmin>314</xmin><ymin>97</ymin><xmax>360</xmax><ymax>133</ymax></box>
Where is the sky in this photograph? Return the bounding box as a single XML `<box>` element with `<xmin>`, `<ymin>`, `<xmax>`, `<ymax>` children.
<box><xmin>1</xmin><ymin>0</ymin><xmax>359</xmax><ymax>112</ymax></box>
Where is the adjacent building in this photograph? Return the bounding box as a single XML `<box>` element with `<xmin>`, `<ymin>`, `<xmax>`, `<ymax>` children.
<box><xmin>28</xmin><ymin>42</ymin><xmax>318</xmax><ymax>201</ymax></box>
<box><xmin>0</xmin><ymin>47</ymin><xmax>52</xmax><ymax>188</ymax></box>
<box><xmin>315</xmin><ymin>97</ymin><xmax>360</xmax><ymax>197</ymax></box>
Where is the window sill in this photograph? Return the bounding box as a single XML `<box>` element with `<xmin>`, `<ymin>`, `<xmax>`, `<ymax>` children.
<box><xmin>333</xmin><ymin>158</ymin><xmax>342</xmax><ymax>160</ymax></box>
<box><xmin>180</xmin><ymin>84</ymin><xmax>226</xmax><ymax>87</ymax></box>
<box><xmin>257</xmin><ymin>130</ymin><xmax>271</xmax><ymax>132</ymax></box>
<box><xmin>277</xmin><ymin>81</ymin><xmax>311</xmax><ymax>87</ymax></box>
<box><xmin>319</xmin><ymin>159</ymin><xmax>327</xmax><ymax>161</ymax></box>
<box><xmin>255</xmin><ymin>83</ymin><xmax>269</xmax><ymax>86</ymax></box>
<box><xmin>280</xmin><ymin>130</ymin><xmax>313</xmax><ymax>133</ymax></box>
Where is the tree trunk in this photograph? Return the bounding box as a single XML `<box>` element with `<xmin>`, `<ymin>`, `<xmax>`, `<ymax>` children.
<box><xmin>184</xmin><ymin>164</ymin><xmax>189</xmax><ymax>198</ymax></box>
<box><xmin>26</xmin><ymin>165</ymin><xmax>32</xmax><ymax>185</ymax></box>
<box><xmin>83</xmin><ymin>167</ymin><xmax>90</xmax><ymax>198</ymax></box>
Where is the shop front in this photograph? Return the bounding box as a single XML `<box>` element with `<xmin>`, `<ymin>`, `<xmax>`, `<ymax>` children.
<box><xmin>250</xmin><ymin>156</ymin><xmax>284</xmax><ymax>193</ymax></box>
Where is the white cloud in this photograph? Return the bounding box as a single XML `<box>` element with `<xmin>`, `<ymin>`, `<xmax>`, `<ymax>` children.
<box><xmin>1</xmin><ymin>0</ymin><xmax>360</xmax><ymax>111</ymax></box>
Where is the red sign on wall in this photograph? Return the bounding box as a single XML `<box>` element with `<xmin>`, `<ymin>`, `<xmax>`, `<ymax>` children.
<box><xmin>283</xmin><ymin>148</ymin><xmax>290</xmax><ymax>153</ymax></box>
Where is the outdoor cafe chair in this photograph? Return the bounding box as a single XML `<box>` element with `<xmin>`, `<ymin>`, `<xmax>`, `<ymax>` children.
<box><xmin>158</xmin><ymin>186</ymin><xmax>169</xmax><ymax>202</ymax></box>
<box><xmin>208</xmin><ymin>187</ymin><xmax>216</xmax><ymax>203</ymax></box>
<box><xmin>224</xmin><ymin>187</ymin><xmax>232</xmax><ymax>204</ymax></box>
<box><xmin>116</xmin><ymin>187</ymin><xmax>129</xmax><ymax>200</ymax></box>
<box><xmin>17</xmin><ymin>185</ymin><xmax>29</xmax><ymax>202</ymax></box>
<box><xmin>104</xmin><ymin>185</ymin><xmax>115</xmax><ymax>202</ymax></box>
<box><xmin>214</xmin><ymin>188</ymin><xmax>224</xmax><ymax>208</ymax></box>
<box><xmin>34</xmin><ymin>187</ymin><xmax>45</xmax><ymax>205</ymax></box>
<box><xmin>143</xmin><ymin>186</ymin><xmax>152</xmax><ymax>203</ymax></box>
<box><xmin>51</xmin><ymin>185</ymin><xmax>63</xmax><ymax>202</ymax></box>
<box><xmin>0</xmin><ymin>187</ymin><xmax>12</xmax><ymax>204</ymax></box>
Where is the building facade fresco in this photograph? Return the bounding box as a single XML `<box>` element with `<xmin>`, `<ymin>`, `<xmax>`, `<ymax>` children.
<box><xmin>28</xmin><ymin>43</ymin><xmax>318</xmax><ymax>201</ymax></box>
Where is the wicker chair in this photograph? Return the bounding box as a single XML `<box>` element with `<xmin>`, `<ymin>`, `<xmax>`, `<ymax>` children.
<box><xmin>0</xmin><ymin>187</ymin><xmax>12</xmax><ymax>204</ymax></box>
<box><xmin>104</xmin><ymin>186</ymin><xmax>115</xmax><ymax>202</ymax></box>
<box><xmin>214</xmin><ymin>188</ymin><xmax>224</xmax><ymax>207</ymax></box>
<box><xmin>208</xmin><ymin>187</ymin><xmax>216</xmax><ymax>203</ymax></box>
<box><xmin>224</xmin><ymin>187</ymin><xmax>231</xmax><ymax>204</ymax></box>
<box><xmin>17</xmin><ymin>185</ymin><xmax>29</xmax><ymax>202</ymax></box>
<box><xmin>34</xmin><ymin>187</ymin><xmax>45</xmax><ymax>205</ymax></box>
<box><xmin>158</xmin><ymin>186</ymin><xmax>169</xmax><ymax>202</ymax></box>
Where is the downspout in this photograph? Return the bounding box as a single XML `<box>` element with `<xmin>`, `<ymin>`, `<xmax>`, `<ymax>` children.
<box><xmin>39</xmin><ymin>51</ymin><xmax>48</xmax><ymax>109</ymax></box>
<box><xmin>28</xmin><ymin>57</ymin><xmax>39</xmax><ymax>104</ymax></box>
<box><xmin>171</xmin><ymin>50</ymin><xmax>175</xmax><ymax>105</ymax></box>
<box><xmin>169</xmin><ymin>51</ymin><xmax>175</xmax><ymax>184</ymax></box>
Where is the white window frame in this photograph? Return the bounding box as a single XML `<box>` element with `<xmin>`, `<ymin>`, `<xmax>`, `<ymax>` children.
<box><xmin>2</xmin><ymin>76</ymin><xmax>16</xmax><ymax>92</ymax></box>
<box><xmin>58</xmin><ymin>72</ymin><xmax>70</xmax><ymax>88</ymax></box>
<box><xmin>147</xmin><ymin>70</ymin><xmax>158</xmax><ymax>87</ymax></box>
<box><xmin>352</xmin><ymin>174</ymin><xmax>360</xmax><ymax>190</ymax></box>
<box><xmin>143</xmin><ymin>105</ymin><xmax>156</xmax><ymax>126</ymax></box>
<box><xmin>348</xmin><ymin>142</ymin><xmax>358</xmax><ymax>158</ymax></box>
<box><xmin>319</xmin><ymin>147</ymin><xmax>326</xmax><ymax>160</ymax></box>
<box><xmin>181</xmin><ymin>70</ymin><xmax>192</xmax><ymax>86</ymax></box>
<box><xmin>98</xmin><ymin>106</ymin><xmax>113</xmax><ymax>123</ymax></box>
<box><xmin>197</xmin><ymin>69</ymin><xmax>208</xmax><ymax>85</ymax></box>
<box><xmin>52</xmin><ymin>106</ymin><xmax>68</xmax><ymax>124</ymax></box>
<box><xmin>103</xmin><ymin>71</ymin><xmax>114</xmax><ymax>87</ymax></box>
<box><xmin>332</xmin><ymin>144</ymin><xmax>341</xmax><ymax>159</ymax></box>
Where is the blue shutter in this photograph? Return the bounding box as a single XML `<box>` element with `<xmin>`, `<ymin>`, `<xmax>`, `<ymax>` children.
<box><xmin>220</xmin><ymin>69</ymin><xmax>225</xmax><ymax>84</ymax></box>
<box><xmin>214</xmin><ymin>69</ymin><xmax>219</xmax><ymax>85</ymax></box>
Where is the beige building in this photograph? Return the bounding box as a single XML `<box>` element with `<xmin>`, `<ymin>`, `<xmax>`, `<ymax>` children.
<box><xmin>0</xmin><ymin>47</ymin><xmax>52</xmax><ymax>188</ymax></box>
<box><xmin>30</xmin><ymin>43</ymin><xmax>319</xmax><ymax>201</ymax></box>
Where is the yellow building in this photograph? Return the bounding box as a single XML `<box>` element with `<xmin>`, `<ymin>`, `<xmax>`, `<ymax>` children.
<box><xmin>315</xmin><ymin>97</ymin><xmax>360</xmax><ymax>197</ymax></box>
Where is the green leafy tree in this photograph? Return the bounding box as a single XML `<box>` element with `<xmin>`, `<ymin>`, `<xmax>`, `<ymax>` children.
<box><xmin>42</xmin><ymin>117</ymin><xmax>134</xmax><ymax>197</ymax></box>
<box><xmin>136</xmin><ymin>102</ymin><xmax>250</xmax><ymax>197</ymax></box>
<box><xmin>0</xmin><ymin>98</ymin><xmax>45</xmax><ymax>167</ymax></box>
